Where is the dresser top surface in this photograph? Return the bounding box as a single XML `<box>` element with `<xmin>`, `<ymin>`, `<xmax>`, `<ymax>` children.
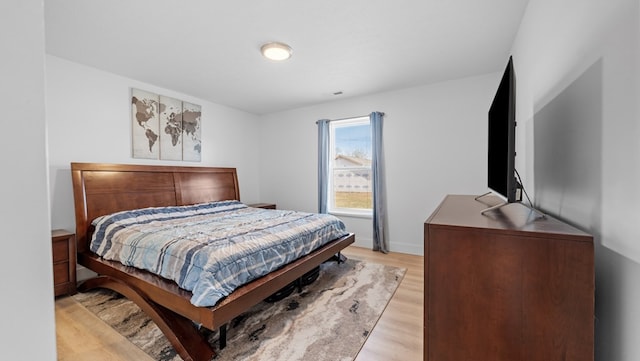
<box><xmin>426</xmin><ymin>194</ymin><xmax>592</xmax><ymax>241</ymax></box>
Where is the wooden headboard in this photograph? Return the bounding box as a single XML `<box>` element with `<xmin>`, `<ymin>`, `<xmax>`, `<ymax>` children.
<box><xmin>71</xmin><ymin>162</ymin><xmax>240</xmax><ymax>253</ymax></box>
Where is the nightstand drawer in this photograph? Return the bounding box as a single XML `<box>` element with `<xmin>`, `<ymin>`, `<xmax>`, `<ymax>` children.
<box><xmin>52</xmin><ymin>239</ymin><xmax>69</xmax><ymax>263</ymax></box>
<box><xmin>51</xmin><ymin>229</ymin><xmax>77</xmax><ymax>297</ymax></box>
<box><xmin>53</xmin><ymin>262</ymin><xmax>70</xmax><ymax>284</ymax></box>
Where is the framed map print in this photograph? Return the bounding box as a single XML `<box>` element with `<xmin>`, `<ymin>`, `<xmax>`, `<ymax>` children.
<box><xmin>182</xmin><ymin>101</ymin><xmax>202</xmax><ymax>162</ymax></box>
<box><xmin>131</xmin><ymin>89</ymin><xmax>160</xmax><ymax>159</ymax></box>
<box><xmin>131</xmin><ymin>88</ymin><xmax>202</xmax><ymax>162</ymax></box>
<box><xmin>159</xmin><ymin>95</ymin><xmax>183</xmax><ymax>161</ymax></box>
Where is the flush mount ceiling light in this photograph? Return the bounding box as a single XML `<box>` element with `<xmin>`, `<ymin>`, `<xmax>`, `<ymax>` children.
<box><xmin>260</xmin><ymin>42</ymin><xmax>292</xmax><ymax>61</ymax></box>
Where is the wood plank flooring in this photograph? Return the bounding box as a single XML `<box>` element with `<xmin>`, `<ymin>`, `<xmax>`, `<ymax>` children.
<box><xmin>55</xmin><ymin>245</ymin><xmax>424</xmax><ymax>360</ymax></box>
<box><xmin>56</xmin><ymin>296</ymin><xmax>154</xmax><ymax>361</ymax></box>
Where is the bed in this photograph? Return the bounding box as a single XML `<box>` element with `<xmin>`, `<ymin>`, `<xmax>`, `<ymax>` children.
<box><xmin>70</xmin><ymin>162</ymin><xmax>355</xmax><ymax>361</ymax></box>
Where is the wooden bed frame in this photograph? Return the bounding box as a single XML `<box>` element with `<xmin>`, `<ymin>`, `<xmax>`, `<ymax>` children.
<box><xmin>71</xmin><ymin>162</ymin><xmax>355</xmax><ymax>361</ymax></box>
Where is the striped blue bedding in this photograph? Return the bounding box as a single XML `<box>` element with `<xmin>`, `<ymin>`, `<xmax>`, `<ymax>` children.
<box><xmin>90</xmin><ymin>200</ymin><xmax>348</xmax><ymax>307</ymax></box>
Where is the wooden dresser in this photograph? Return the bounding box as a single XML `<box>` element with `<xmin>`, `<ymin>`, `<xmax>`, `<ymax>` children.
<box><xmin>52</xmin><ymin>229</ymin><xmax>77</xmax><ymax>297</ymax></box>
<box><xmin>424</xmin><ymin>195</ymin><xmax>594</xmax><ymax>361</ymax></box>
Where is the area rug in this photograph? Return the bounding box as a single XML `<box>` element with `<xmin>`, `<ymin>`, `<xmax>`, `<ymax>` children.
<box><xmin>73</xmin><ymin>259</ymin><xmax>405</xmax><ymax>361</ymax></box>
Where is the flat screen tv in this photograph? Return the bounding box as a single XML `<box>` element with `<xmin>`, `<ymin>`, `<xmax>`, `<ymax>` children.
<box><xmin>487</xmin><ymin>56</ymin><xmax>517</xmax><ymax>203</ymax></box>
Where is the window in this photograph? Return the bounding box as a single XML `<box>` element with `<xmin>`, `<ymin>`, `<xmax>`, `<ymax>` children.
<box><xmin>328</xmin><ymin>117</ymin><xmax>372</xmax><ymax>216</ymax></box>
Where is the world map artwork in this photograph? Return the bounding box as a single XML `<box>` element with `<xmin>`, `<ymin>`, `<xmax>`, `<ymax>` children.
<box><xmin>131</xmin><ymin>88</ymin><xmax>201</xmax><ymax>161</ymax></box>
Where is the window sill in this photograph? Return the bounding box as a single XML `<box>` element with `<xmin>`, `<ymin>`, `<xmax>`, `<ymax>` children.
<box><xmin>329</xmin><ymin>210</ymin><xmax>373</xmax><ymax>219</ymax></box>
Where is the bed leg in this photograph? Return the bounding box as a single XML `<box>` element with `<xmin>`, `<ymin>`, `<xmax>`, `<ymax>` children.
<box><xmin>78</xmin><ymin>276</ymin><xmax>217</xmax><ymax>361</ymax></box>
<box><xmin>219</xmin><ymin>323</ymin><xmax>227</xmax><ymax>350</ymax></box>
<box><xmin>327</xmin><ymin>252</ymin><xmax>347</xmax><ymax>264</ymax></box>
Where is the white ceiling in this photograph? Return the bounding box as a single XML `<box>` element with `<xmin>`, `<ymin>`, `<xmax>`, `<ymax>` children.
<box><xmin>44</xmin><ymin>0</ymin><xmax>529</xmax><ymax>115</ymax></box>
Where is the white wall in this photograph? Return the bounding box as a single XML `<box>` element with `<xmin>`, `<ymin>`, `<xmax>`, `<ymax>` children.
<box><xmin>0</xmin><ymin>0</ymin><xmax>57</xmax><ymax>359</ymax></box>
<box><xmin>512</xmin><ymin>0</ymin><xmax>640</xmax><ymax>359</ymax></box>
<box><xmin>258</xmin><ymin>74</ymin><xmax>499</xmax><ymax>255</ymax></box>
<box><xmin>46</xmin><ymin>56</ymin><xmax>263</xmax><ymax>233</ymax></box>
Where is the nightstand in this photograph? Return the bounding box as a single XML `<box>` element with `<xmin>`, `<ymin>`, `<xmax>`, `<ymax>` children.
<box><xmin>51</xmin><ymin>229</ymin><xmax>77</xmax><ymax>297</ymax></box>
<box><xmin>249</xmin><ymin>203</ymin><xmax>276</xmax><ymax>209</ymax></box>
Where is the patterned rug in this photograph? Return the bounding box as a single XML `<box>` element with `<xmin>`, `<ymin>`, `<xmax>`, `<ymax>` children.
<box><xmin>73</xmin><ymin>259</ymin><xmax>405</xmax><ymax>361</ymax></box>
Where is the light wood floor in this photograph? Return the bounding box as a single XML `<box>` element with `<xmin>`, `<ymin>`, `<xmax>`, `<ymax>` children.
<box><xmin>55</xmin><ymin>245</ymin><xmax>424</xmax><ymax>360</ymax></box>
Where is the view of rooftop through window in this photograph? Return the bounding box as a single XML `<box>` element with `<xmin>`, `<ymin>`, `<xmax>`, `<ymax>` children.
<box><xmin>330</xmin><ymin>118</ymin><xmax>372</xmax><ymax>212</ymax></box>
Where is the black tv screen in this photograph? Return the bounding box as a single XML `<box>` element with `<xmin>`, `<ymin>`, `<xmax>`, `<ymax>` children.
<box><xmin>487</xmin><ymin>56</ymin><xmax>517</xmax><ymax>203</ymax></box>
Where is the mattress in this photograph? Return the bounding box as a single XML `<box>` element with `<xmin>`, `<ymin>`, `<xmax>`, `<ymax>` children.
<box><xmin>90</xmin><ymin>200</ymin><xmax>348</xmax><ymax>306</ymax></box>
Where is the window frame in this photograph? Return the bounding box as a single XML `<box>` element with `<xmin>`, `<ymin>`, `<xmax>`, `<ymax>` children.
<box><xmin>328</xmin><ymin>116</ymin><xmax>373</xmax><ymax>218</ymax></box>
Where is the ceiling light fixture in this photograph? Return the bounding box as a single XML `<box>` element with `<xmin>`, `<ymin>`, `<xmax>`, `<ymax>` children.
<box><xmin>260</xmin><ymin>42</ymin><xmax>292</xmax><ymax>61</ymax></box>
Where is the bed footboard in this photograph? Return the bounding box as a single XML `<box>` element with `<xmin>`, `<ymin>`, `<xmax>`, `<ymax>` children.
<box><xmin>78</xmin><ymin>276</ymin><xmax>216</xmax><ymax>361</ymax></box>
<box><xmin>77</xmin><ymin>233</ymin><xmax>355</xmax><ymax>360</ymax></box>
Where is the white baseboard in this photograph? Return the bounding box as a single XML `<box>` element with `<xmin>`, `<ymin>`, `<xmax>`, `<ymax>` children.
<box><xmin>351</xmin><ymin>237</ymin><xmax>423</xmax><ymax>256</ymax></box>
